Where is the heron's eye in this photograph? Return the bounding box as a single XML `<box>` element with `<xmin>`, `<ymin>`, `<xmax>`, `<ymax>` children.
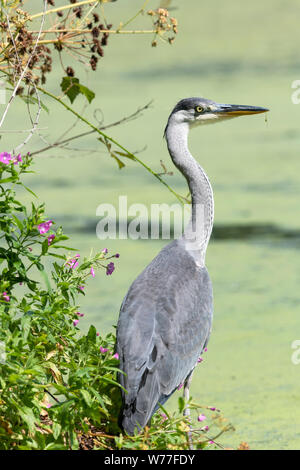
<box><xmin>195</xmin><ymin>106</ymin><xmax>204</xmax><ymax>114</ymax></box>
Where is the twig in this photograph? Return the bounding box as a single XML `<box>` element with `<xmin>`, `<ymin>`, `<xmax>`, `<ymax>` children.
<box><xmin>0</xmin><ymin>0</ymin><xmax>47</xmax><ymax>130</ymax></box>
<box><xmin>30</xmin><ymin>101</ymin><xmax>153</xmax><ymax>156</ymax></box>
<box><xmin>36</xmin><ymin>86</ymin><xmax>185</xmax><ymax>204</ymax></box>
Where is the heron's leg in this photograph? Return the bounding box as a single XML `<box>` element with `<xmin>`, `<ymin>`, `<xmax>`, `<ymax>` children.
<box><xmin>183</xmin><ymin>371</ymin><xmax>194</xmax><ymax>450</ymax></box>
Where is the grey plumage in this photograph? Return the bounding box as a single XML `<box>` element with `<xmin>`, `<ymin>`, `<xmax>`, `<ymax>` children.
<box><xmin>116</xmin><ymin>97</ymin><xmax>268</xmax><ymax>435</ymax></box>
<box><xmin>117</xmin><ymin>240</ymin><xmax>212</xmax><ymax>434</ymax></box>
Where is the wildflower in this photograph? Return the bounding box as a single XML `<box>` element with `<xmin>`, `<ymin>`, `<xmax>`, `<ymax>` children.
<box><xmin>76</xmin><ymin>312</ymin><xmax>84</xmax><ymax>317</ymax></box>
<box><xmin>101</xmin><ymin>248</ymin><xmax>108</xmax><ymax>254</ymax></box>
<box><xmin>78</xmin><ymin>285</ymin><xmax>85</xmax><ymax>291</ymax></box>
<box><xmin>106</xmin><ymin>262</ymin><xmax>115</xmax><ymax>276</ymax></box>
<box><xmin>47</xmin><ymin>234</ymin><xmax>55</xmax><ymax>246</ymax></box>
<box><xmin>114</xmin><ymin>253</ymin><xmax>120</xmax><ymax>258</ymax></box>
<box><xmin>160</xmin><ymin>413</ymin><xmax>168</xmax><ymax>421</ymax></box>
<box><xmin>38</xmin><ymin>220</ymin><xmax>53</xmax><ymax>234</ymax></box>
<box><xmin>90</xmin><ymin>266</ymin><xmax>95</xmax><ymax>277</ymax></box>
<box><xmin>100</xmin><ymin>346</ymin><xmax>108</xmax><ymax>353</ymax></box>
<box><xmin>68</xmin><ymin>259</ymin><xmax>79</xmax><ymax>269</ymax></box>
<box><xmin>46</xmin><ymin>403</ymin><xmax>52</xmax><ymax>409</ymax></box>
<box><xmin>0</xmin><ymin>152</ymin><xmax>12</xmax><ymax>164</ymax></box>
<box><xmin>13</xmin><ymin>154</ymin><xmax>22</xmax><ymax>165</ymax></box>
<box><xmin>177</xmin><ymin>383</ymin><xmax>183</xmax><ymax>390</ymax></box>
<box><xmin>197</xmin><ymin>414</ymin><xmax>207</xmax><ymax>422</ymax></box>
<box><xmin>112</xmin><ymin>353</ymin><xmax>119</xmax><ymax>360</ymax></box>
<box><xmin>209</xmin><ymin>440</ymin><xmax>215</xmax><ymax>445</ymax></box>
<box><xmin>198</xmin><ymin>356</ymin><xmax>203</xmax><ymax>363</ymax></box>
<box><xmin>96</xmin><ymin>332</ymin><xmax>100</xmax><ymax>337</ymax></box>
<box><xmin>73</xmin><ymin>319</ymin><xmax>79</xmax><ymax>327</ymax></box>
<box><xmin>209</xmin><ymin>406</ymin><xmax>216</xmax><ymax>411</ymax></box>
<box><xmin>66</xmin><ymin>254</ymin><xmax>80</xmax><ymax>269</ymax></box>
<box><xmin>204</xmin><ymin>347</ymin><xmax>208</xmax><ymax>352</ymax></box>
<box><xmin>201</xmin><ymin>425</ymin><xmax>209</xmax><ymax>432</ymax></box>
<box><xmin>2</xmin><ymin>292</ymin><xmax>10</xmax><ymax>302</ymax></box>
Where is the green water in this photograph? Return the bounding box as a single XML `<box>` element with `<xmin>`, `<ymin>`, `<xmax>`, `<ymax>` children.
<box><xmin>2</xmin><ymin>0</ymin><xmax>300</xmax><ymax>449</ymax></box>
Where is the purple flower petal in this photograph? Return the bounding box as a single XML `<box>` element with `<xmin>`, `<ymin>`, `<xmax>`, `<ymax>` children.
<box><xmin>38</xmin><ymin>220</ymin><xmax>53</xmax><ymax>235</ymax></box>
<box><xmin>0</xmin><ymin>152</ymin><xmax>12</xmax><ymax>165</ymax></box>
<box><xmin>197</xmin><ymin>414</ymin><xmax>207</xmax><ymax>422</ymax></box>
<box><xmin>47</xmin><ymin>234</ymin><xmax>55</xmax><ymax>246</ymax></box>
<box><xmin>106</xmin><ymin>262</ymin><xmax>115</xmax><ymax>276</ymax></box>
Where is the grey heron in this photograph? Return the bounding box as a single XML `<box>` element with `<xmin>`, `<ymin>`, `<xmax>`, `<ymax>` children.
<box><xmin>116</xmin><ymin>97</ymin><xmax>268</xmax><ymax>436</ymax></box>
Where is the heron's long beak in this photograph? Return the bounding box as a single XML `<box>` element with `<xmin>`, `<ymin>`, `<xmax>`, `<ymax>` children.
<box><xmin>215</xmin><ymin>103</ymin><xmax>269</xmax><ymax>116</ymax></box>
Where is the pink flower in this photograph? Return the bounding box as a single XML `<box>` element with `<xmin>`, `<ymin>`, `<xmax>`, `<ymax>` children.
<box><xmin>101</xmin><ymin>248</ymin><xmax>108</xmax><ymax>254</ymax></box>
<box><xmin>2</xmin><ymin>292</ymin><xmax>10</xmax><ymax>302</ymax></box>
<box><xmin>204</xmin><ymin>347</ymin><xmax>208</xmax><ymax>352</ymax></box>
<box><xmin>209</xmin><ymin>407</ymin><xmax>216</xmax><ymax>411</ymax></box>
<box><xmin>47</xmin><ymin>234</ymin><xmax>55</xmax><ymax>246</ymax></box>
<box><xmin>38</xmin><ymin>220</ymin><xmax>53</xmax><ymax>234</ymax></box>
<box><xmin>177</xmin><ymin>383</ymin><xmax>183</xmax><ymax>390</ymax></box>
<box><xmin>197</xmin><ymin>414</ymin><xmax>207</xmax><ymax>422</ymax></box>
<box><xmin>96</xmin><ymin>332</ymin><xmax>100</xmax><ymax>337</ymax></box>
<box><xmin>113</xmin><ymin>353</ymin><xmax>119</xmax><ymax>360</ymax></box>
<box><xmin>197</xmin><ymin>357</ymin><xmax>203</xmax><ymax>363</ymax></box>
<box><xmin>106</xmin><ymin>262</ymin><xmax>115</xmax><ymax>276</ymax></box>
<box><xmin>209</xmin><ymin>440</ymin><xmax>215</xmax><ymax>445</ymax></box>
<box><xmin>90</xmin><ymin>266</ymin><xmax>95</xmax><ymax>278</ymax></box>
<box><xmin>76</xmin><ymin>312</ymin><xmax>84</xmax><ymax>317</ymax></box>
<box><xmin>160</xmin><ymin>413</ymin><xmax>168</xmax><ymax>422</ymax></box>
<box><xmin>46</xmin><ymin>403</ymin><xmax>52</xmax><ymax>409</ymax></box>
<box><xmin>73</xmin><ymin>319</ymin><xmax>79</xmax><ymax>326</ymax></box>
<box><xmin>100</xmin><ymin>346</ymin><xmax>108</xmax><ymax>353</ymax></box>
<box><xmin>0</xmin><ymin>152</ymin><xmax>12</xmax><ymax>164</ymax></box>
<box><xmin>13</xmin><ymin>154</ymin><xmax>22</xmax><ymax>165</ymax></box>
<box><xmin>78</xmin><ymin>285</ymin><xmax>85</xmax><ymax>291</ymax></box>
<box><xmin>201</xmin><ymin>425</ymin><xmax>209</xmax><ymax>432</ymax></box>
<box><xmin>66</xmin><ymin>256</ymin><xmax>80</xmax><ymax>269</ymax></box>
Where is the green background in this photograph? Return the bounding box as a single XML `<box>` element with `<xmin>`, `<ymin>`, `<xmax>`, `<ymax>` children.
<box><xmin>2</xmin><ymin>0</ymin><xmax>300</xmax><ymax>449</ymax></box>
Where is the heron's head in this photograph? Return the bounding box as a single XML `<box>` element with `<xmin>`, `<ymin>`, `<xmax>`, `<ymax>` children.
<box><xmin>165</xmin><ymin>97</ymin><xmax>269</xmax><ymax>131</ymax></box>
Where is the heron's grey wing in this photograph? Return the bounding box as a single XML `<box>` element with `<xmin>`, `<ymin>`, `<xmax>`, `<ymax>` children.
<box><xmin>116</xmin><ymin>241</ymin><xmax>213</xmax><ymax>435</ymax></box>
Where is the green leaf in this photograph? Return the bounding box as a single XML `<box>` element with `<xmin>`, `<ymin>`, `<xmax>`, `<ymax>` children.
<box><xmin>80</xmin><ymin>390</ymin><xmax>93</xmax><ymax>407</ymax></box>
<box><xmin>111</xmin><ymin>153</ymin><xmax>125</xmax><ymax>170</ymax></box>
<box><xmin>60</xmin><ymin>77</ymin><xmax>95</xmax><ymax>104</ymax></box>
<box><xmin>52</xmin><ymin>422</ymin><xmax>62</xmax><ymax>440</ymax></box>
<box><xmin>178</xmin><ymin>396</ymin><xmax>185</xmax><ymax>414</ymax></box>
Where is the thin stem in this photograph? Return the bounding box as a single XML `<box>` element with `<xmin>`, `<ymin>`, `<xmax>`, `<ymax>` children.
<box><xmin>121</xmin><ymin>0</ymin><xmax>150</xmax><ymax>29</ymax></box>
<box><xmin>30</xmin><ymin>0</ymin><xmax>101</xmax><ymax>20</ymax></box>
<box><xmin>0</xmin><ymin>0</ymin><xmax>47</xmax><ymax>130</ymax></box>
<box><xmin>28</xmin><ymin>29</ymin><xmax>156</xmax><ymax>35</ymax></box>
<box><xmin>36</xmin><ymin>86</ymin><xmax>185</xmax><ymax>204</ymax></box>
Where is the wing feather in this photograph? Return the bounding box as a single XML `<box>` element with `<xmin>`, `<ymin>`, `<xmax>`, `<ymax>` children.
<box><xmin>116</xmin><ymin>240</ymin><xmax>213</xmax><ymax>434</ymax></box>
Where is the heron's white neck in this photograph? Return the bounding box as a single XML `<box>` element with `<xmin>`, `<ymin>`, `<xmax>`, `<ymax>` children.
<box><xmin>165</xmin><ymin>119</ymin><xmax>214</xmax><ymax>266</ymax></box>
